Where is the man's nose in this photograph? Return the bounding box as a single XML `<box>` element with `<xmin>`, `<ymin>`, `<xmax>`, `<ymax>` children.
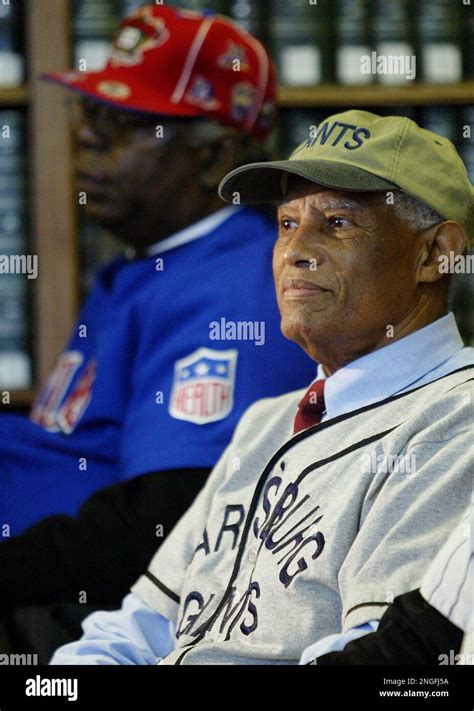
<box><xmin>75</xmin><ymin>121</ymin><xmax>108</xmax><ymax>150</ymax></box>
<box><xmin>282</xmin><ymin>226</ymin><xmax>323</xmax><ymax>269</ymax></box>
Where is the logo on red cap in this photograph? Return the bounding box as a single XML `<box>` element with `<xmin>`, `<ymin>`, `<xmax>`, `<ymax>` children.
<box><xmin>96</xmin><ymin>80</ymin><xmax>131</xmax><ymax>100</ymax></box>
<box><xmin>217</xmin><ymin>42</ymin><xmax>250</xmax><ymax>72</ymax></box>
<box><xmin>111</xmin><ymin>8</ymin><xmax>170</xmax><ymax>68</ymax></box>
<box><xmin>185</xmin><ymin>76</ymin><xmax>220</xmax><ymax>111</ymax></box>
<box><xmin>231</xmin><ymin>82</ymin><xmax>256</xmax><ymax>123</ymax></box>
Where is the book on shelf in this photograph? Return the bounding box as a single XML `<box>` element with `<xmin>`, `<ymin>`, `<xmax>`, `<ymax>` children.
<box><xmin>72</xmin><ymin>0</ymin><xmax>122</xmax><ymax>72</ymax></box>
<box><xmin>73</xmin><ymin>1</ymin><xmax>472</xmax><ymax>88</ymax></box>
<box><xmin>378</xmin><ymin>105</ymin><xmax>416</xmax><ymax>120</ymax></box>
<box><xmin>372</xmin><ymin>0</ymin><xmax>415</xmax><ymax>86</ymax></box>
<box><xmin>278</xmin><ymin>108</ymin><xmax>328</xmax><ymax>157</ymax></box>
<box><xmin>120</xmin><ymin>0</ymin><xmax>147</xmax><ymax>16</ymax></box>
<box><xmin>459</xmin><ymin>105</ymin><xmax>474</xmax><ymax>185</ymax></box>
<box><xmin>120</xmin><ymin>0</ymin><xmax>145</xmax><ymax>15</ymax></box>
<box><xmin>267</xmin><ymin>0</ymin><xmax>333</xmax><ymax>86</ymax></box>
<box><xmin>418</xmin><ymin>106</ymin><xmax>473</xmax><ymax>194</ymax></box>
<box><xmin>0</xmin><ymin>0</ymin><xmax>24</xmax><ymax>88</ymax></box>
<box><xmin>416</xmin><ymin>0</ymin><xmax>463</xmax><ymax>84</ymax></box>
<box><xmin>462</xmin><ymin>0</ymin><xmax>474</xmax><ymax>80</ymax></box>
<box><xmin>336</xmin><ymin>0</ymin><xmax>372</xmax><ymax>86</ymax></box>
<box><xmin>0</xmin><ymin>110</ymin><xmax>31</xmax><ymax>390</ymax></box>
<box><xmin>228</xmin><ymin>0</ymin><xmax>266</xmax><ymax>41</ymax></box>
<box><xmin>420</xmin><ymin>106</ymin><xmax>458</xmax><ymax>144</ymax></box>
<box><xmin>164</xmin><ymin>0</ymin><xmax>229</xmax><ymax>12</ymax></box>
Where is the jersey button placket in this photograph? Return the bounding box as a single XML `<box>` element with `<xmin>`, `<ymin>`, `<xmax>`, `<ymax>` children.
<box><xmin>247</xmin><ymin>548</ymin><xmax>258</xmax><ymax>564</ymax></box>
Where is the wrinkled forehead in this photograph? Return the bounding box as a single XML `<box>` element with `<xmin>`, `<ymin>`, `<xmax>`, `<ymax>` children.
<box><xmin>278</xmin><ymin>176</ymin><xmax>389</xmax><ymax>212</ymax></box>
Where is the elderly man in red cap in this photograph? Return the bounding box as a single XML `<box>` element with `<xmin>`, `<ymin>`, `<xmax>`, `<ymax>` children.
<box><xmin>0</xmin><ymin>5</ymin><xmax>314</xmax><ymax>655</ymax></box>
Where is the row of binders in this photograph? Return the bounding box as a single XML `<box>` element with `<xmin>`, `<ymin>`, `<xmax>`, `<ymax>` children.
<box><xmin>0</xmin><ymin>1</ymin><xmax>472</xmax><ymax>87</ymax></box>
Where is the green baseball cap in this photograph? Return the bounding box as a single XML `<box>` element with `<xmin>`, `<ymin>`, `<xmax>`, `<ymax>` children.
<box><xmin>219</xmin><ymin>109</ymin><xmax>474</xmax><ymax>247</ymax></box>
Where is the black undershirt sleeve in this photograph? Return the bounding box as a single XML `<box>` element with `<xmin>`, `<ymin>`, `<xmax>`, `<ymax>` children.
<box><xmin>0</xmin><ymin>468</ymin><xmax>210</xmax><ymax>610</ymax></box>
<box><xmin>315</xmin><ymin>590</ymin><xmax>464</xmax><ymax>665</ymax></box>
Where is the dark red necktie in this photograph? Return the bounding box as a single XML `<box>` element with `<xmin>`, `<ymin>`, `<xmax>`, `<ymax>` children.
<box><xmin>293</xmin><ymin>379</ymin><xmax>326</xmax><ymax>434</ymax></box>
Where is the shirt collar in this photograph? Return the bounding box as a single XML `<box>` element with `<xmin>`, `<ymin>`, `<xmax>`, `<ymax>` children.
<box><xmin>144</xmin><ymin>207</ymin><xmax>241</xmax><ymax>258</ymax></box>
<box><xmin>317</xmin><ymin>313</ymin><xmax>464</xmax><ymax>419</ymax></box>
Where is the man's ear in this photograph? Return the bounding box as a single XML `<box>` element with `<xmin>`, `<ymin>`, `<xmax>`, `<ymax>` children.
<box><xmin>418</xmin><ymin>221</ymin><xmax>467</xmax><ymax>283</ymax></box>
<box><xmin>197</xmin><ymin>135</ymin><xmax>241</xmax><ymax>192</ymax></box>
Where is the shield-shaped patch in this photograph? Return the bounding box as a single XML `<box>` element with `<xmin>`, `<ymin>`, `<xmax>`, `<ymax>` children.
<box><xmin>169</xmin><ymin>347</ymin><xmax>238</xmax><ymax>425</ymax></box>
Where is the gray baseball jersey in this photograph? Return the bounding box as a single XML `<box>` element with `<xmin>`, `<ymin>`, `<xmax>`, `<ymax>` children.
<box><xmin>132</xmin><ymin>366</ymin><xmax>474</xmax><ymax>665</ymax></box>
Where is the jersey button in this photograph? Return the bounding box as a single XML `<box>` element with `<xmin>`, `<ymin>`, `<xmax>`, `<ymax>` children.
<box><xmin>248</xmin><ymin>548</ymin><xmax>257</xmax><ymax>563</ymax></box>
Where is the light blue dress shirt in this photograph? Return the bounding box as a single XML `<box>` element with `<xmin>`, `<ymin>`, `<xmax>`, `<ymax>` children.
<box><xmin>50</xmin><ymin>312</ymin><xmax>474</xmax><ymax>665</ymax></box>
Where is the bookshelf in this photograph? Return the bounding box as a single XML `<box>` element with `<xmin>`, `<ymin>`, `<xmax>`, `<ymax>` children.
<box><xmin>279</xmin><ymin>82</ymin><xmax>474</xmax><ymax>108</ymax></box>
<box><xmin>0</xmin><ymin>86</ymin><xmax>28</xmax><ymax>105</ymax></box>
<box><xmin>4</xmin><ymin>388</ymin><xmax>35</xmax><ymax>408</ymax></box>
<box><xmin>0</xmin><ymin>1</ymin><xmax>78</xmax><ymax>407</ymax></box>
<box><xmin>0</xmin><ymin>0</ymin><xmax>473</xmax><ymax>408</ymax></box>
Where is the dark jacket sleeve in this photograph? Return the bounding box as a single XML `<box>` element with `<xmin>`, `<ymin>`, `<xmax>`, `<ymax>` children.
<box><xmin>315</xmin><ymin>590</ymin><xmax>464</xmax><ymax>665</ymax></box>
<box><xmin>0</xmin><ymin>468</ymin><xmax>210</xmax><ymax>610</ymax></box>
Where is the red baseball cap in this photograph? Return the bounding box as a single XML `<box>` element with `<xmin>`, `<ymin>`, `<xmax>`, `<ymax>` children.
<box><xmin>44</xmin><ymin>4</ymin><xmax>277</xmax><ymax>139</ymax></box>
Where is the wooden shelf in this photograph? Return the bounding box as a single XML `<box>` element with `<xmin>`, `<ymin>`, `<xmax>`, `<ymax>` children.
<box><xmin>278</xmin><ymin>82</ymin><xmax>474</xmax><ymax>108</ymax></box>
<box><xmin>0</xmin><ymin>81</ymin><xmax>474</xmax><ymax>108</ymax></box>
<box><xmin>0</xmin><ymin>86</ymin><xmax>28</xmax><ymax>106</ymax></box>
<box><xmin>3</xmin><ymin>82</ymin><xmax>473</xmax><ymax>110</ymax></box>
<box><xmin>1</xmin><ymin>389</ymin><xmax>35</xmax><ymax>408</ymax></box>
<box><xmin>3</xmin><ymin>83</ymin><xmax>473</xmax><ymax>110</ymax></box>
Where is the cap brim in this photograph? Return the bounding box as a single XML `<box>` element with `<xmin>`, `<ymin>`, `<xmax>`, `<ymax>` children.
<box><xmin>218</xmin><ymin>160</ymin><xmax>398</xmax><ymax>204</ymax></box>
<box><xmin>42</xmin><ymin>70</ymin><xmax>201</xmax><ymax>118</ymax></box>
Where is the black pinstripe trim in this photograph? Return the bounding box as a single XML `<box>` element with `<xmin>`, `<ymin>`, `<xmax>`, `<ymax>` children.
<box><xmin>175</xmin><ymin>648</ymin><xmax>192</xmax><ymax>666</ymax></box>
<box><xmin>294</xmin><ymin>426</ymin><xmax>398</xmax><ymax>486</ymax></box>
<box><xmin>446</xmin><ymin>377</ymin><xmax>474</xmax><ymax>392</ymax></box>
<box><xmin>144</xmin><ymin>570</ymin><xmax>180</xmax><ymax>604</ymax></box>
<box><xmin>346</xmin><ymin>601</ymin><xmax>391</xmax><ymax>617</ymax></box>
<box><xmin>447</xmin><ymin>552</ymin><xmax>472</xmax><ymax>620</ymax></box>
<box><xmin>428</xmin><ymin>538</ymin><xmax>467</xmax><ymax>601</ymax></box>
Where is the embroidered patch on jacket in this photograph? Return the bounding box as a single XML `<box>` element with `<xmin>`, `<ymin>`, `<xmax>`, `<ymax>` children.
<box><xmin>56</xmin><ymin>359</ymin><xmax>97</xmax><ymax>434</ymax></box>
<box><xmin>30</xmin><ymin>351</ymin><xmax>84</xmax><ymax>432</ymax></box>
<box><xmin>169</xmin><ymin>347</ymin><xmax>238</xmax><ymax>425</ymax></box>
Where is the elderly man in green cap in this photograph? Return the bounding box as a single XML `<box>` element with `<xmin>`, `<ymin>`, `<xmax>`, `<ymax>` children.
<box><xmin>51</xmin><ymin>110</ymin><xmax>474</xmax><ymax>665</ymax></box>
